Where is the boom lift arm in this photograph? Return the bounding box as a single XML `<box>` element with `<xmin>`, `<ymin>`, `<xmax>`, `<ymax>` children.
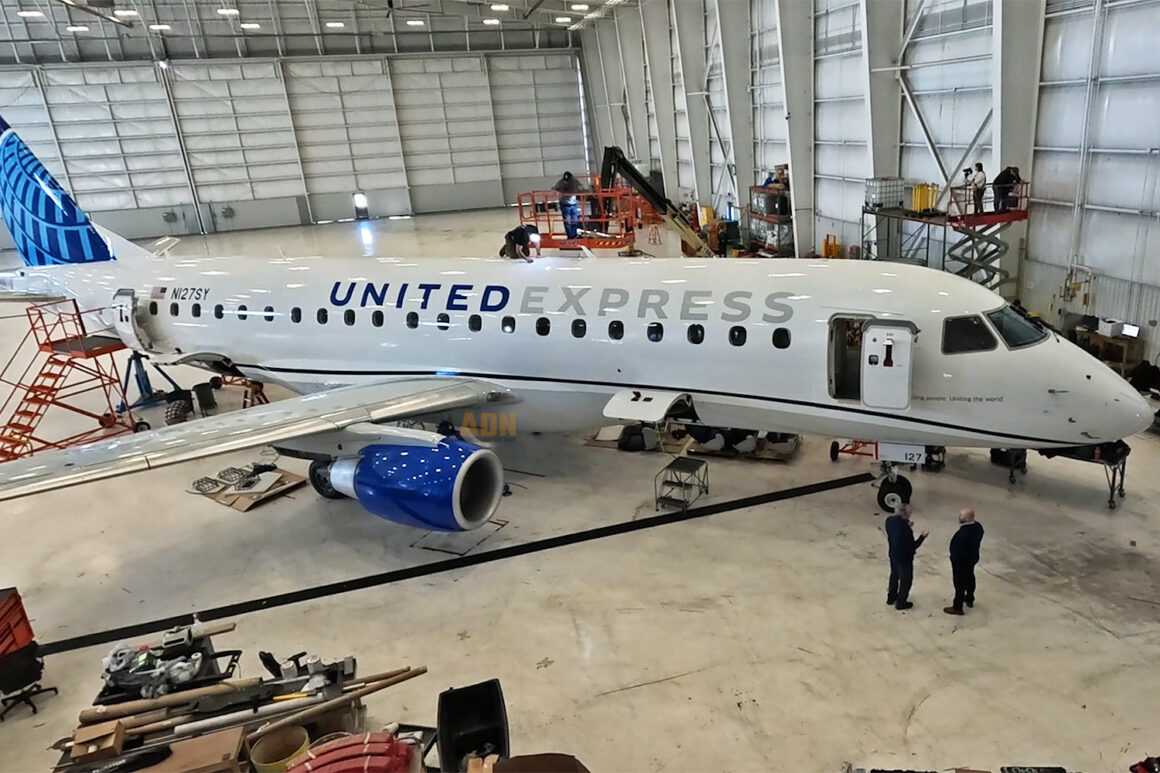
<box><xmin>599</xmin><ymin>146</ymin><xmax>715</xmax><ymax>258</ymax></box>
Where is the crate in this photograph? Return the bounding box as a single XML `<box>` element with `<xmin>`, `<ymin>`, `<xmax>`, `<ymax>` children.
<box><xmin>910</xmin><ymin>182</ymin><xmax>941</xmax><ymax>213</ymax></box>
<box><xmin>0</xmin><ymin>587</ymin><xmax>34</xmax><ymax>656</ymax></box>
<box><xmin>864</xmin><ymin>177</ymin><xmax>908</xmax><ymax>209</ymax></box>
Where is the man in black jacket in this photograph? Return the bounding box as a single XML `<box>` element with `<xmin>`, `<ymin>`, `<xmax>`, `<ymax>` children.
<box><xmin>992</xmin><ymin>166</ymin><xmax>1021</xmax><ymax>213</ymax></box>
<box><xmin>884</xmin><ymin>504</ymin><xmax>927</xmax><ymax>610</ymax></box>
<box><xmin>945</xmin><ymin>507</ymin><xmax>985</xmax><ymax>615</ymax></box>
<box><xmin>499</xmin><ymin>224</ymin><xmax>540</xmax><ymax>262</ymax></box>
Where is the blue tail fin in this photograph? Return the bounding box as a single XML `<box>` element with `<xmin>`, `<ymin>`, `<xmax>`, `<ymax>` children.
<box><xmin>0</xmin><ymin>114</ymin><xmax>114</xmax><ymax>267</ymax></box>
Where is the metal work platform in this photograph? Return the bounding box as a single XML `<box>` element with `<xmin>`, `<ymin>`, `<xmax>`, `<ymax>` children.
<box><xmin>654</xmin><ymin>456</ymin><xmax>709</xmax><ymax>511</ymax></box>
<box><xmin>0</xmin><ymin>299</ymin><xmax>142</xmax><ymax>461</ymax></box>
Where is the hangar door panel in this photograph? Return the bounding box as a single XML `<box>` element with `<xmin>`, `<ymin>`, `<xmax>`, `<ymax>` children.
<box><xmin>284</xmin><ymin>60</ymin><xmax>411</xmax><ymax>221</ymax></box>
<box><xmin>489</xmin><ymin>54</ymin><xmax>587</xmax><ymax>203</ymax></box>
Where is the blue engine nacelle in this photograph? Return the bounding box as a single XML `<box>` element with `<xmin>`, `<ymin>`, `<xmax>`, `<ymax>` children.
<box><xmin>323</xmin><ymin>439</ymin><xmax>504</xmax><ymax>531</ymax></box>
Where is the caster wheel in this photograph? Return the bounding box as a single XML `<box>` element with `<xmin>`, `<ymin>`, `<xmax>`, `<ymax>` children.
<box><xmin>209</xmin><ymin>376</ymin><xmax>224</xmax><ymax>390</ymax></box>
<box><xmin>829</xmin><ymin>441</ymin><xmax>840</xmax><ymax>462</ymax></box>
<box><xmin>98</xmin><ymin>412</ymin><xmax>116</xmax><ymax>429</ymax></box>
<box><xmin>133</xmin><ymin>421</ymin><xmax>151</xmax><ymax>433</ymax></box>
<box><xmin>877</xmin><ymin>475</ymin><xmax>912</xmax><ymax>513</ymax></box>
<box><xmin>309</xmin><ymin>459</ymin><xmax>346</xmax><ymax>500</ymax></box>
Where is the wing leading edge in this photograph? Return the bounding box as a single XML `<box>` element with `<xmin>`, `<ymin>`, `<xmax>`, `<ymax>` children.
<box><xmin>0</xmin><ymin>378</ymin><xmax>514</xmax><ymax>502</ymax></box>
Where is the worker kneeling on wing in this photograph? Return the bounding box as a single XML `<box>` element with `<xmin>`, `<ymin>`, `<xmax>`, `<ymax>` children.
<box><xmin>499</xmin><ymin>224</ymin><xmax>541</xmax><ymax>263</ymax></box>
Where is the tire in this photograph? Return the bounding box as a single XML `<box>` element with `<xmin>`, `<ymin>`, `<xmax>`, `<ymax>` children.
<box><xmin>98</xmin><ymin>412</ymin><xmax>116</xmax><ymax>429</ymax></box>
<box><xmin>164</xmin><ymin>400</ymin><xmax>192</xmax><ymax>426</ymax></box>
<box><xmin>209</xmin><ymin>376</ymin><xmax>224</xmax><ymax>390</ymax></box>
<box><xmin>829</xmin><ymin>441</ymin><xmax>840</xmax><ymax>461</ymax></box>
<box><xmin>309</xmin><ymin>459</ymin><xmax>346</xmax><ymax>500</ymax></box>
<box><xmin>133</xmin><ymin>421</ymin><xmax>151</xmax><ymax>433</ymax></box>
<box><xmin>877</xmin><ymin>475</ymin><xmax>913</xmax><ymax>513</ymax></box>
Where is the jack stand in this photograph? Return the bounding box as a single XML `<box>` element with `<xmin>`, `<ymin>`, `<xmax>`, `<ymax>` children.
<box><xmin>117</xmin><ymin>352</ymin><xmax>184</xmax><ymax>412</ymax></box>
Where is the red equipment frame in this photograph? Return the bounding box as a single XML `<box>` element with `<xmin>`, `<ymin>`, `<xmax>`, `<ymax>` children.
<box><xmin>516</xmin><ymin>174</ymin><xmax>653</xmax><ymax>251</ymax></box>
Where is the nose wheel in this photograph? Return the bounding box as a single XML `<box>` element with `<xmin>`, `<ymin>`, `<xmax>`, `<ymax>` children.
<box><xmin>875</xmin><ymin>462</ymin><xmax>912</xmax><ymax>513</ymax></box>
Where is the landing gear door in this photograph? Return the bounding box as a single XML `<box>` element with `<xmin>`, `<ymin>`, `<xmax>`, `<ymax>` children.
<box><xmin>861</xmin><ymin>322</ymin><xmax>915</xmax><ymax>411</ymax></box>
<box><xmin>111</xmin><ymin>289</ymin><xmax>153</xmax><ymax>352</ymax></box>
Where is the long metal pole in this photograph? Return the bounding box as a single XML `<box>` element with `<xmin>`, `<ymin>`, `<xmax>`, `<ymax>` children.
<box><xmin>158</xmin><ymin>64</ymin><xmax>206</xmax><ymax>234</ymax></box>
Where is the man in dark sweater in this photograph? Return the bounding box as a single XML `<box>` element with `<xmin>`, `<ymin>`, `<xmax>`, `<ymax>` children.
<box><xmin>499</xmin><ymin>224</ymin><xmax>540</xmax><ymax>262</ymax></box>
<box><xmin>945</xmin><ymin>507</ymin><xmax>985</xmax><ymax>615</ymax></box>
<box><xmin>884</xmin><ymin>504</ymin><xmax>927</xmax><ymax>610</ymax></box>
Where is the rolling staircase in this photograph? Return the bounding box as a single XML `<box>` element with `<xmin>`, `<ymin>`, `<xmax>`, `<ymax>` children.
<box><xmin>0</xmin><ymin>300</ymin><xmax>139</xmax><ymax>461</ymax></box>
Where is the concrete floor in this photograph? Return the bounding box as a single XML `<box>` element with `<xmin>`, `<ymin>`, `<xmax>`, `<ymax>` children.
<box><xmin>1</xmin><ymin>211</ymin><xmax>1159</xmax><ymax>772</ymax></box>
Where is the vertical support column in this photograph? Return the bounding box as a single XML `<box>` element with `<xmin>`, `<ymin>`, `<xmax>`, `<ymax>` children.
<box><xmin>715</xmin><ymin>0</ymin><xmax>755</xmax><ymax>199</ymax></box>
<box><xmin>578</xmin><ymin>27</ymin><xmax>614</xmax><ymax>158</ymax></box>
<box><xmin>615</xmin><ymin>10</ymin><xmax>651</xmax><ymax>165</ymax></box>
<box><xmin>640</xmin><ymin>0</ymin><xmax>679</xmax><ymax>197</ymax></box>
<box><xmin>860</xmin><ymin>0</ymin><xmax>903</xmax><ymax>178</ymax></box>
<box><xmin>671</xmin><ymin>0</ymin><xmax>713</xmax><ymax>202</ymax></box>
<box><xmin>776</xmin><ymin>0</ymin><xmax>815</xmax><ymax>255</ymax></box>
<box><xmin>276</xmin><ymin>60</ymin><xmax>314</xmax><ymax>225</ymax></box>
<box><xmin>384</xmin><ymin>58</ymin><xmax>416</xmax><ymax>215</ymax></box>
<box><xmin>994</xmin><ymin>0</ymin><xmax>1046</xmax><ymax>290</ymax></box>
<box><xmin>157</xmin><ymin>63</ymin><xmax>206</xmax><ymax>234</ymax></box>
<box><xmin>595</xmin><ymin>18</ymin><xmax>630</xmax><ymax>152</ymax></box>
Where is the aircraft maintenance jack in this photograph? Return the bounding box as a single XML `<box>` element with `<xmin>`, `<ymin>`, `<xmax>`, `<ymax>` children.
<box><xmin>117</xmin><ymin>351</ymin><xmax>185</xmax><ymax>412</ymax></box>
<box><xmin>874</xmin><ymin>461</ymin><xmax>912</xmax><ymax>513</ymax></box>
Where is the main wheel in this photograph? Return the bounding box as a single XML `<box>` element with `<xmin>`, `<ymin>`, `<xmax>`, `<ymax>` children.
<box><xmin>309</xmin><ymin>459</ymin><xmax>346</xmax><ymax>500</ymax></box>
<box><xmin>877</xmin><ymin>475</ymin><xmax>913</xmax><ymax>513</ymax></box>
<box><xmin>209</xmin><ymin>376</ymin><xmax>224</xmax><ymax>390</ymax></box>
<box><xmin>829</xmin><ymin>441</ymin><xmax>840</xmax><ymax>461</ymax></box>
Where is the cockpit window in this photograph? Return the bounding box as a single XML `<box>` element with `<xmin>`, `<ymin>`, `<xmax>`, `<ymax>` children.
<box><xmin>943</xmin><ymin>315</ymin><xmax>997</xmax><ymax>354</ymax></box>
<box><xmin>986</xmin><ymin>305</ymin><xmax>1048</xmax><ymax>349</ymax></box>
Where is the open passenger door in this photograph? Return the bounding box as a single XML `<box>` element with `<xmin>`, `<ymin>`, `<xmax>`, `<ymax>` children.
<box><xmin>860</xmin><ymin>321</ymin><xmax>916</xmax><ymax>410</ymax></box>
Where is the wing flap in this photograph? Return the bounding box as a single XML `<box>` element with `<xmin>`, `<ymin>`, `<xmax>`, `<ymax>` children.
<box><xmin>0</xmin><ymin>378</ymin><xmax>512</xmax><ymax>502</ymax></box>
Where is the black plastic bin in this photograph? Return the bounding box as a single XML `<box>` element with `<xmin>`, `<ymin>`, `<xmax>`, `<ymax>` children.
<box><xmin>436</xmin><ymin>679</ymin><xmax>509</xmax><ymax>772</ymax></box>
<box><xmin>192</xmin><ymin>382</ymin><xmax>217</xmax><ymax>412</ymax></box>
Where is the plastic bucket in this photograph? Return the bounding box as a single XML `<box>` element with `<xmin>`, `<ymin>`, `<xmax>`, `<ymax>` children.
<box><xmin>251</xmin><ymin>726</ymin><xmax>309</xmax><ymax>773</ymax></box>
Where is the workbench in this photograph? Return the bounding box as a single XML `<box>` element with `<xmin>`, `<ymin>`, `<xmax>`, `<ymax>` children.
<box><xmin>1075</xmin><ymin>329</ymin><xmax>1144</xmax><ymax>376</ymax></box>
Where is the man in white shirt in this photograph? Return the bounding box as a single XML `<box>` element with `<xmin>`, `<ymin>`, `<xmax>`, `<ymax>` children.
<box><xmin>971</xmin><ymin>163</ymin><xmax>987</xmax><ymax>214</ymax></box>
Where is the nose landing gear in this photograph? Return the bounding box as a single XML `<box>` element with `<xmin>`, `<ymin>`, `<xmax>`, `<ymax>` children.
<box><xmin>875</xmin><ymin>462</ymin><xmax>912</xmax><ymax>513</ymax></box>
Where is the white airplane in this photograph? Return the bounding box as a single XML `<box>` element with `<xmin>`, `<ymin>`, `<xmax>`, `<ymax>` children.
<box><xmin>0</xmin><ymin>114</ymin><xmax>1151</xmax><ymax>526</ymax></box>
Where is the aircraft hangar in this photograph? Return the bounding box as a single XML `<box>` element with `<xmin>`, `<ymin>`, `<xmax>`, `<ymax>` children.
<box><xmin>0</xmin><ymin>1</ymin><xmax>1159</xmax><ymax>771</ymax></box>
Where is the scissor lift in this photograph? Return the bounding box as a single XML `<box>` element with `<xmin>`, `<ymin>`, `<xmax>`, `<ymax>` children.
<box><xmin>0</xmin><ymin>300</ymin><xmax>145</xmax><ymax>461</ymax></box>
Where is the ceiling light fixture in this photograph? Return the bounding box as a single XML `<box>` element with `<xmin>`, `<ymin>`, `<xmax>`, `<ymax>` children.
<box><xmin>325</xmin><ymin>20</ymin><xmax>344</xmax><ymax>27</ymax></box>
<box><xmin>216</xmin><ymin>7</ymin><xmax>239</xmax><ymax>15</ymax></box>
<box><xmin>555</xmin><ymin>16</ymin><xmax>571</xmax><ymax>22</ymax></box>
<box><xmin>113</xmin><ymin>9</ymin><xmax>138</xmax><ymax>17</ymax></box>
<box><xmin>571</xmin><ymin>3</ymin><xmax>589</xmax><ymax>9</ymax></box>
<box><xmin>149</xmin><ymin>23</ymin><xmax>171</xmax><ymax>30</ymax></box>
<box><xmin>490</xmin><ymin>3</ymin><xmax>509</xmax><ymax>10</ymax></box>
<box><xmin>16</xmin><ymin>10</ymin><xmax>44</xmax><ymax>18</ymax></box>
<box><xmin>483</xmin><ymin>17</ymin><xmax>500</xmax><ymax>24</ymax></box>
<box><xmin>239</xmin><ymin>22</ymin><xmax>259</xmax><ymax>29</ymax></box>
<box><xmin>66</xmin><ymin>25</ymin><xmax>89</xmax><ymax>31</ymax></box>
<box><xmin>405</xmin><ymin>18</ymin><xmax>424</xmax><ymax>26</ymax></box>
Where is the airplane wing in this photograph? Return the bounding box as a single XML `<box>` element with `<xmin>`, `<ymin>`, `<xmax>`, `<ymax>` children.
<box><xmin>0</xmin><ymin>378</ymin><xmax>514</xmax><ymax>502</ymax></box>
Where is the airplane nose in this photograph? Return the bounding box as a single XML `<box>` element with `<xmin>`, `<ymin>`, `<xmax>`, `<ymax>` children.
<box><xmin>1112</xmin><ymin>388</ymin><xmax>1154</xmax><ymax>439</ymax></box>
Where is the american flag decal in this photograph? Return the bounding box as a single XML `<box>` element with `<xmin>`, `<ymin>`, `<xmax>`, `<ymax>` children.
<box><xmin>151</xmin><ymin>286</ymin><xmax>167</xmax><ymax>299</ymax></box>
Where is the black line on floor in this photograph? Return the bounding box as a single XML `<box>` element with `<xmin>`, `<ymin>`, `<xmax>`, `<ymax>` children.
<box><xmin>40</xmin><ymin>472</ymin><xmax>872</xmax><ymax>656</ymax></box>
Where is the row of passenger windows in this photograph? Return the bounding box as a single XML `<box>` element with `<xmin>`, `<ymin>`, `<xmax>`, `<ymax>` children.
<box><xmin>147</xmin><ymin>300</ymin><xmax>792</xmax><ymax>348</ymax></box>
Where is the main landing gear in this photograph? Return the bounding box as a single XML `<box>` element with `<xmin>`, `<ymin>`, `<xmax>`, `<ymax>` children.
<box><xmin>875</xmin><ymin>461</ymin><xmax>912</xmax><ymax>513</ymax></box>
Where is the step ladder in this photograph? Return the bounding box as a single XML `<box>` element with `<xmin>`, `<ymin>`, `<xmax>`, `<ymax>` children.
<box><xmin>654</xmin><ymin>456</ymin><xmax>709</xmax><ymax>511</ymax></box>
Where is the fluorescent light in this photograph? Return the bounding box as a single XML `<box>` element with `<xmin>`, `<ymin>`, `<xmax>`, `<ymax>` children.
<box><xmin>490</xmin><ymin>3</ymin><xmax>509</xmax><ymax>9</ymax></box>
<box><xmin>571</xmin><ymin>3</ymin><xmax>589</xmax><ymax>9</ymax></box>
<box><xmin>65</xmin><ymin>25</ymin><xmax>89</xmax><ymax>31</ymax></box>
<box><xmin>352</xmin><ymin>192</ymin><xmax>368</xmax><ymax>209</ymax></box>
<box><xmin>149</xmin><ymin>23</ymin><xmax>171</xmax><ymax>30</ymax></box>
<box><xmin>555</xmin><ymin>15</ymin><xmax>571</xmax><ymax>22</ymax></box>
<box><xmin>216</xmin><ymin>7</ymin><xmax>239</xmax><ymax>15</ymax></box>
<box><xmin>16</xmin><ymin>10</ymin><xmax>44</xmax><ymax>18</ymax></box>
<box><xmin>483</xmin><ymin>17</ymin><xmax>500</xmax><ymax>24</ymax></box>
<box><xmin>405</xmin><ymin>18</ymin><xmax>424</xmax><ymax>26</ymax></box>
<box><xmin>157</xmin><ymin>60</ymin><xmax>168</xmax><ymax>69</ymax></box>
<box><xmin>239</xmin><ymin>22</ymin><xmax>259</xmax><ymax>29</ymax></box>
<box><xmin>113</xmin><ymin>9</ymin><xmax>138</xmax><ymax>17</ymax></box>
<box><xmin>325</xmin><ymin>20</ymin><xmax>344</xmax><ymax>27</ymax></box>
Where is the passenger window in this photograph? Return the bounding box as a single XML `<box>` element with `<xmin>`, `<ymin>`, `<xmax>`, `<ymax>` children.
<box><xmin>647</xmin><ymin>322</ymin><xmax>664</xmax><ymax>342</ymax></box>
<box><xmin>264</xmin><ymin>306</ymin><xmax>275</xmax><ymax>322</ymax></box>
<box><xmin>148</xmin><ymin>301</ymin><xmax>158</xmax><ymax>315</ymax></box>
<box><xmin>536</xmin><ymin>317</ymin><xmax>550</xmax><ymax>336</ymax></box>
<box><xmin>170</xmin><ymin>302</ymin><xmax>178</xmax><ymax>317</ymax></box>
<box><xmin>214</xmin><ymin>305</ymin><xmax>224</xmax><ymax>320</ymax></box>
<box><xmin>773</xmin><ymin>328</ymin><xmax>791</xmax><ymax>349</ymax></box>
<box><xmin>687</xmin><ymin>324</ymin><xmax>704</xmax><ymax>344</ymax></box>
<box><xmin>943</xmin><ymin>315</ymin><xmax>997</xmax><ymax>354</ymax></box>
<box><xmin>729</xmin><ymin>326</ymin><xmax>746</xmax><ymax>347</ymax></box>
<box><xmin>291</xmin><ymin>307</ymin><xmax>301</xmax><ymax>323</ymax></box>
<box><xmin>468</xmin><ymin>314</ymin><xmax>482</xmax><ymax>332</ymax></box>
<box><xmin>237</xmin><ymin>305</ymin><xmax>248</xmax><ymax>321</ymax></box>
<box><xmin>372</xmin><ymin>310</ymin><xmax>384</xmax><ymax>328</ymax></box>
<box><xmin>317</xmin><ymin>308</ymin><xmax>328</xmax><ymax>324</ymax></box>
<box><xmin>572</xmin><ymin>319</ymin><xmax>586</xmax><ymax>338</ymax></box>
<box><xmin>407</xmin><ymin>311</ymin><xmax>419</xmax><ymax>329</ymax></box>
<box><xmin>502</xmin><ymin>316</ymin><xmax>515</xmax><ymax>333</ymax></box>
<box><xmin>191</xmin><ymin>303</ymin><xmax>201</xmax><ymax>319</ymax></box>
<box><xmin>344</xmin><ymin>309</ymin><xmax>356</xmax><ymax>326</ymax></box>
<box><xmin>437</xmin><ymin>312</ymin><xmax>450</xmax><ymax>331</ymax></box>
<box><xmin>608</xmin><ymin>320</ymin><xmax>624</xmax><ymax>340</ymax></box>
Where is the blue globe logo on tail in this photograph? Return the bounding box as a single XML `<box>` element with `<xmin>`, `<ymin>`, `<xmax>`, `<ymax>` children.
<box><xmin>0</xmin><ymin>115</ymin><xmax>113</xmax><ymax>266</ymax></box>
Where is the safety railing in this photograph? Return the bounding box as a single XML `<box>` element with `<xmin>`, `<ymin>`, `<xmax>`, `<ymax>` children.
<box><xmin>947</xmin><ymin>180</ymin><xmax>1031</xmax><ymax>222</ymax></box>
<box><xmin>516</xmin><ymin>186</ymin><xmax>648</xmax><ymax>250</ymax></box>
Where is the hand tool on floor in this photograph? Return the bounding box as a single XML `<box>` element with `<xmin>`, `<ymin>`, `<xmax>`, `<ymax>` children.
<box><xmin>79</xmin><ymin>677</ymin><xmax>261</xmax><ymax>724</ymax></box>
